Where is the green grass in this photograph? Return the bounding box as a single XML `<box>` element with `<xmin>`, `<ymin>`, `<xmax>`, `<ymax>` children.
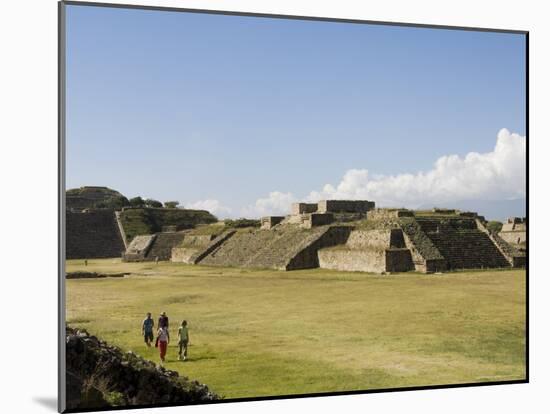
<box><xmin>66</xmin><ymin>259</ymin><xmax>526</xmax><ymax>399</ymax></box>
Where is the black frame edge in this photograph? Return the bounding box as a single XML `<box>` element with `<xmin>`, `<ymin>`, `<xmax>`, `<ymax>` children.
<box><xmin>58</xmin><ymin>1</ymin><xmax>67</xmax><ymax>413</ymax></box>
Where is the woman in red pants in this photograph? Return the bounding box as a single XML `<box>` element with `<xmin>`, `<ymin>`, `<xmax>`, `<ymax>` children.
<box><xmin>155</xmin><ymin>325</ymin><xmax>170</xmax><ymax>364</ymax></box>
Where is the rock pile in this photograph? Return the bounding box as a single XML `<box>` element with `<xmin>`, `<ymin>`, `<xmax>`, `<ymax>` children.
<box><xmin>66</xmin><ymin>327</ymin><xmax>219</xmax><ymax>410</ymax></box>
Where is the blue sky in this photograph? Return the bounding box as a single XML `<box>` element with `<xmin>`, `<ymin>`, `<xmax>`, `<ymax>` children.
<box><xmin>65</xmin><ymin>4</ymin><xmax>526</xmax><ymax>219</ymax></box>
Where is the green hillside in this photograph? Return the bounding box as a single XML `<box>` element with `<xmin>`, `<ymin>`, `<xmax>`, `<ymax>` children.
<box><xmin>66</xmin><ymin>186</ymin><xmax>126</xmax><ymax>210</ymax></box>
<box><xmin>119</xmin><ymin>208</ymin><xmax>217</xmax><ymax>242</ymax></box>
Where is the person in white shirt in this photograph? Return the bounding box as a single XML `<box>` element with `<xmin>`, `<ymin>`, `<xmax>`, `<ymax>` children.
<box><xmin>156</xmin><ymin>326</ymin><xmax>170</xmax><ymax>364</ymax></box>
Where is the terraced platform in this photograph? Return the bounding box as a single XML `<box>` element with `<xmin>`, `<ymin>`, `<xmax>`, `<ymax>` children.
<box><xmin>414</xmin><ymin>217</ymin><xmax>510</xmax><ymax>270</ymax></box>
<box><xmin>144</xmin><ymin>232</ymin><xmax>187</xmax><ymax>260</ymax></box>
<box><xmin>198</xmin><ymin>226</ymin><xmax>350</xmax><ymax>270</ymax></box>
<box><xmin>66</xmin><ymin>210</ymin><xmax>125</xmax><ymax>259</ymax></box>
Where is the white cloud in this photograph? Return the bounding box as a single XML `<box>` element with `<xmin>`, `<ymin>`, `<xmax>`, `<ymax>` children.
<box><xmin>244</xmin><ymin>129</ymin><xmax>525</xmax><ymax>217</ymax></box>
<box><xmin>306</xmin><ymin>128</ymin><xmax>526</xmax><ymax>208</ymax></box>
<box><xmin>186</xmin><ymin>199</ymin><xmax>232</xmax><ymax>218</ymax></box>
<box><xmin>241</xmin><ymin>191</ymin><xmax>295</xmax><ymax>218</ymax></box>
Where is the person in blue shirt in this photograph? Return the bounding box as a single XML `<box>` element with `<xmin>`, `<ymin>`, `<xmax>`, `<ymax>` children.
<box><xmin>142</xmin><ymin>312</ymin><xmax>155</xmax><ymax>347</ymax></box>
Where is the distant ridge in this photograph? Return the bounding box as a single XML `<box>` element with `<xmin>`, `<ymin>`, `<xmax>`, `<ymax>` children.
<box><xmin>66</xmin><ymin>186</ymin><xmax>126</xmax><ymax>211</ymax></box>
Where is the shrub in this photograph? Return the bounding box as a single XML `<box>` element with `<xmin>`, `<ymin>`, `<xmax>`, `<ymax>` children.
<box><xmin>94</xmin><ymin>196</ymin><xmax>130</xmax><ymax>210</ymax></box>
<box><xmin>225</xmin><ymin>218</ymin><xmax>260</xmax><ymax>228</ymax></box>
<box><xmin>129</xmin><ymin>196</ymin><xmax>145</xmax><ymax>207</ymax></box>
<box><xmin>144</xmin><ymin>199</ymin><xmax>163</xmax><ymax>208</ymax></box>
<box><xmin>104</xmin><ymin>391</ymin><xmax>125</xmax><ymax>406</ymax></box>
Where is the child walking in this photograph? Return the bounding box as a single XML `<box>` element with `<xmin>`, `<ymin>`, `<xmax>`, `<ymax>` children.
<box><xmin>178</xmin><ymin>320</ymin><xmax>189</xmax><ymax>361</ymax></box>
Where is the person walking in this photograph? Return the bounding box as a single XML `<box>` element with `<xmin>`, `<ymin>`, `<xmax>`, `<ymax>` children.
<box><xmin>141</xmin><ymin>312</ymin><xmax>154</xmax><ymax>347</ymax></box>
<box><xmin>158</xmin><ymin>311</ymin><xmax>169</xmax><ymax>329</ymax></box>
<box><xmin>156</xmin><ymin>325</ymin><xmax>170</xmax><ymax>364</ymax></box>
<box><xmin>177</xmin><ymin>320</ymin><xmax>190</xmax><ymax>361</ymax></box>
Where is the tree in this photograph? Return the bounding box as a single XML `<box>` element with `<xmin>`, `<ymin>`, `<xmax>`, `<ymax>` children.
<box><xmin>486</xmin><ymin>220</ymin><xmax>503</xmax><ymax>234</ymax></box>
<box><xmin>129</xmin><ymin>196</ymin><xmax>145</xmax><ymax>207</ymax></box>
<box><xmin>144</xmin><ymin>198</ymin><xmax>163</xmax><ymax>208</ymax></box>
<box><xmin>94</xmin><ymin>196</ymin><xmax>130</xmax><ymax>210</ymax></box>
<box><xmin>164</xmin><ymin>201</ymin><xmax>180</xmax><ymax>209</ymax></box>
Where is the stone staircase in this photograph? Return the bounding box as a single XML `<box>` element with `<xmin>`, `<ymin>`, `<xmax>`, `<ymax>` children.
<box><xmin>144</xmin><ymin>232</ymin><xmax>187</xmax><ymax>261</ymax></box>
<box><xmin>399</xmin><ymin>216</ymin><xmax>514</xmax><ymax>271</ymax></box>
<box><xmin>247</xmin><ymin>227</ymin><xmax>328</xmax><ymax>270</ymax></box>
<box><xmin>66</xmin><ymin>210</ymin><xmax>125</xmax><ymax>259</ymax></box>
<box><xmin>121</xmin><ymin>234</ymin><xmax>156</xmax><ymax>261</ymax></box>
<box><xmin>414</xmin><ymin>217</ymin><xmax>478</xmax><ymax>232</ymax></box>
<box><xmin>198</xmin><ymin>226</ymin><xmax>350</xmax><ymax>270</ymax></box>
<box><xmin>399</xmin><ymin>218</ymin><xmax>447</xmax><ymax>272</ymax></box>
<box><xmin>199</xmin><ymin>229</ymin><xmax>281</xmax><ymax>268</ymax></box>
<box><xmin>475</xmin><ymin>219</ymin><xmax>526</xmax><ymax>267</ymax></box>
<box><xmin>421</xmin><ymin>224</ymin><xmax>510</xmax><ymax>270</ymax></box>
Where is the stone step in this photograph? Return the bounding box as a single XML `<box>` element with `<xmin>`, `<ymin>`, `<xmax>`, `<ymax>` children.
<box><xmin>66</xmin><ymin>210</ymin><xmax>126</xmax><ymax>259</ymax></box>
<box><xmin>426</xmin><ymin>229</ymin><xmax>510</xmax><ymax>269</ymax></box>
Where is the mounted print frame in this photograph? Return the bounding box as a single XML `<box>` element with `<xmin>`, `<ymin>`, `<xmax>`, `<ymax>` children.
<box><xmin>59</xmin><ymin>1</ymin><xmax>528</xmax><ymax>412</ymax></box>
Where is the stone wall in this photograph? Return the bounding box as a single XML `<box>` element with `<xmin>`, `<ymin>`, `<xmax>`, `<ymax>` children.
<box><xmin>300</xmin><ymin>213</ymin><xmax>334</xmax><ymax>229</ymax></box>
<box><xmin>317</xmin><ymin>200</ymin><xmax>375</xmax><ymax>214</ymax></box>
<box><xmin>317</xmin><ymin>229</ymin><xmax>414</xmax><ymax>274</ymax></box>
<box><xmin>146</xmin><ymin>233</ymin><xmax>187</xmax><ymax>261</ymax></box>
<box><xmin>171</xmin><ymin>247</ymin><xmax>199</xmax><ymax>264</ymax></box>
<box><xmin>182</xmin><ymin>234</ymin><xmax>217</xmax><ymax>246</ymax></box>
<box><xmin>122</xmin><ymin>232</ymin><xmax>187</xmax><ymax>262</ymax></box>
<box><xmin>366</xmin><ymin>208</ymin><xmax>414</xmax><ymax>220</ymax></box>
<box><xmin>65</xmin><ymin>327</ymin><xmax>217</xmax><ymax>411</ymax></box>
<box><xmin>114</xmin><ymin>211</ymin><xmax>128</xmax><ymax>249</ymax></box>
<box><xmin>187</xmin><ymin>231</ymin><xmax>237</xmax><ymax>264</ymax></box>
<box><xmin>122</xmin><ymin>234</ymin><xmax>156</xmax><ymax>261</ymax></box>
<box><xmin>385</xmin><ymin>249</ymin><xmax>415</xmax><ymax>272</ymax></box>
<box><xmin>346</xmin><ymin>228</ymin><xmax>405</xmax><ymax>249</ymax></box>
<box><xmin>291</xmin><ymin>203</ymin><xmax>318</xmax><ymax>215</ymax></box>
<box><xmin>66</xmin><ymin>210</ymin><xmax>126</xmax><ymax>259</ymax></box>
<box><xmin>119</xmin><ymin>208</ymin><xmax>217</xmax><ymax>243</ymax></box>
<box><xmin>499</xmin><ymin>231</ymin><xmax>526</xmax><ymax>245</ymax></box>
<box><xmin>499</xmin><ymin>217</ymin><xmax>527</xmax><ymax>245</ymax></box>
<box><xmin>432</xmin><ymin>208</ymin><xmax>459</xmax><ymax>214</ymax></box>
<box><xmin>260</xmin><ymin>216</ymin><xmax>285</xmax><ymax>229</ymax></box>
<box><xmin>285</xmin><ymin>226</ymin><xmax>352</xmax><ymax>270</ymax></box>
<box><xmin>171</xmin><ymin>233</ymin><xmax>222</xmax><ymax>264</ymax></box>
<box><xmin>318</xmin><ymin>248</ymin><xmax>386</xmax><ymax>273</ymax></box>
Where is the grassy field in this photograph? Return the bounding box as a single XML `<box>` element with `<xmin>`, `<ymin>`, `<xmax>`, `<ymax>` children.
<box><xmin>66</xmin><ymin>259</ymin><xmax>526</xmax><ymax>399</ymax></box>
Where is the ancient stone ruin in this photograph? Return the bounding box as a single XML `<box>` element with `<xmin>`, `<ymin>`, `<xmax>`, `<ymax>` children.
<box><xmin>66</xmin><ymin>209</ymin><xmax>126</xmax><ymax>259</ymax></box>
<box><xmin>498</xmin><ymin>217</ymin><xmax>526</xmax><ymax>247</ymax></box>
<box><xmin>66</xmin><ymin>186</ymin><xmax>125</xmax><ymax>211</ymax></box>
<box><xmin>66</xmin><ymin>187</ymin><xmax>217</xmax><ymax>260</ymax></box>
<box><xmin>168</xmin><ymin>201</ymin><xmax>526</xmax><ymax>274</ymax></box>
<box><xmin>67</xmin><ymin>189</ymin><xmax>526</xmax><ymax>274</ymax></box>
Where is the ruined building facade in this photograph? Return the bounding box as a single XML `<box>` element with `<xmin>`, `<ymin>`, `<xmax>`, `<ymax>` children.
<box><xmin>168</xmin><ymin>200</ymin><xmax>526</xmax><ymax>274</ymax></box>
